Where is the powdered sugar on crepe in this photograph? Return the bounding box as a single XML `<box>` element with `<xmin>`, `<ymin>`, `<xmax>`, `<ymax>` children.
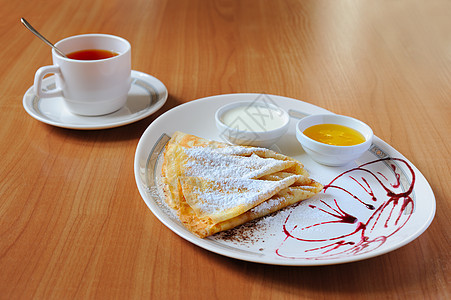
<box><xmin>182</xmin><ymin>176</ymin><xmax>297</xmax><ymax>219</ymax></box>
<box><xmin>159</xmin><ymin>131</ymin><xmax>323</xmax><ymax>238</ymax></box>
<box><xmin>184</xmin><ymin>146</ymin><xmax>291</xmax><ymax>180</ymax></box>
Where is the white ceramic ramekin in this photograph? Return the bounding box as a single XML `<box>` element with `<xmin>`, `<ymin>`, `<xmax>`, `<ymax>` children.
<box><xmin>296</xmin><ymin>114</ymin><xmax>373</xmax><ymax>166</ymax></box>
<box><xmin>215</xmin><ymin>101</ymin><xmax>290</xmax><ymax>148</ymax></box>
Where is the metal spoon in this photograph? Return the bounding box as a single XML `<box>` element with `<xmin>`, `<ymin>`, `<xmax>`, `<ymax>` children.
<box><xmin>21</xmin><ymin>18</ymin><xmax>67</xmax><ymax>58</ymax></box>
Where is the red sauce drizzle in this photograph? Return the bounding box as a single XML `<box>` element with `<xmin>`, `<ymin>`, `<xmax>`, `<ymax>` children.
<box><xmin>276</xmin><ymin>157</ymin><xmax>415</xmax><ymax>260</ymax></box>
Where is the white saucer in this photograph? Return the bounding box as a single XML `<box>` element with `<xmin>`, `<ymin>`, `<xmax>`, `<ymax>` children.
<box><xmin>23</xmin><ymin>70</ymin><xmax>168</xmax><ymax>130</ymax></box>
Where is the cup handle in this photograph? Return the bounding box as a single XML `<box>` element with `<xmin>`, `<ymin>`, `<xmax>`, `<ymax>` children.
<box><xmin>33</xmin><ymin>65</ymin><xmax>63</xmax><ymax>98</ymax></box>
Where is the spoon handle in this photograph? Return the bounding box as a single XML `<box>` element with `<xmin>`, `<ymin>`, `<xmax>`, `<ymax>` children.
<box><xmin>21</xmin><ymin>18</ymin><xmax>67</xmax><ymax>58</ymax></box>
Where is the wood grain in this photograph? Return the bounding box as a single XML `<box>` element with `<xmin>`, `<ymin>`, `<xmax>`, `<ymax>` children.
<box><xmin>0</xmin><ymin>0</ymin><xmax>449</xmax><ymax>298</ymax></box>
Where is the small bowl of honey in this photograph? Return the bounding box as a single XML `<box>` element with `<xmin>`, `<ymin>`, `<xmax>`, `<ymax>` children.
<box><xmin>295</xmin><ymin>114</ymin><xmax>373</xmax><ymax>166</ymax></box>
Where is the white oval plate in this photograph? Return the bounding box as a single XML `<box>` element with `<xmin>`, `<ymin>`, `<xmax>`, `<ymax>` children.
<box><xmin>23</xmin><ymin>70</ymin><xmax>168</xmax><ymax>130</ymax></box>
<box><xmin>134</xmin><ymin>93</ymin><xmax>435</xmax><ymax>266</ymax></box>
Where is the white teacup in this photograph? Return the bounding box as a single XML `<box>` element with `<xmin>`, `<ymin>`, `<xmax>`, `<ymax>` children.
<box><xmin>34</xmin><ymin>34</ymin><xmax>131</xmax><ymax>116</ymax></box>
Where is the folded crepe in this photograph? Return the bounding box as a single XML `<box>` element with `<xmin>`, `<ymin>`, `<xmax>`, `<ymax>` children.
<box><xmin>161</xmin><ymin>131</ymin><xmax>323</xmax><ymax>238</ymax></box>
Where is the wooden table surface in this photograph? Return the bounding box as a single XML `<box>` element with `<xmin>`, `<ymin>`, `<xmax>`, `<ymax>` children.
<box><xmin>1</xmin><ymin>0</ymin><xmax>449</xmax><ymax>298</ymax></box>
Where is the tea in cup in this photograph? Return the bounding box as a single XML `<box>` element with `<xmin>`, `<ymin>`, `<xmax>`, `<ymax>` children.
<box><xmin>33</xmin><ymin>34</ymin><xmax>131</xmax><ymax>116</ymax></box>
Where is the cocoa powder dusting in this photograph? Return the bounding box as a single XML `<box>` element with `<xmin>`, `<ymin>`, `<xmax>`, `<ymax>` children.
<box><xmin>213</xmin><ymin>211</ymin><xmax>280</xmax><ymax>245</ymax></box>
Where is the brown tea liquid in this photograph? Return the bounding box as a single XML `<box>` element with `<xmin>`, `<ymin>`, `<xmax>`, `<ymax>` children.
<box><xmin>66</xmin><ymin>49</ymin><xmax>119</xmax><ymax>60</ymax></box>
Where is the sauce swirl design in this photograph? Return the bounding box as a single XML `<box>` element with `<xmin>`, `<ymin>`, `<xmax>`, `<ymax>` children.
<box><xmin>276</xmin><ymin>157</ymin><xmax>415</xmax><ymax>260</ymax></box>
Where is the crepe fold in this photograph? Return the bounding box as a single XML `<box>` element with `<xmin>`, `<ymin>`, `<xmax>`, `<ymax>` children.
<box><xmin>161</xmin><ymin>131</ymin><xmax>323</xmax><ymax>238</ymax></box>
